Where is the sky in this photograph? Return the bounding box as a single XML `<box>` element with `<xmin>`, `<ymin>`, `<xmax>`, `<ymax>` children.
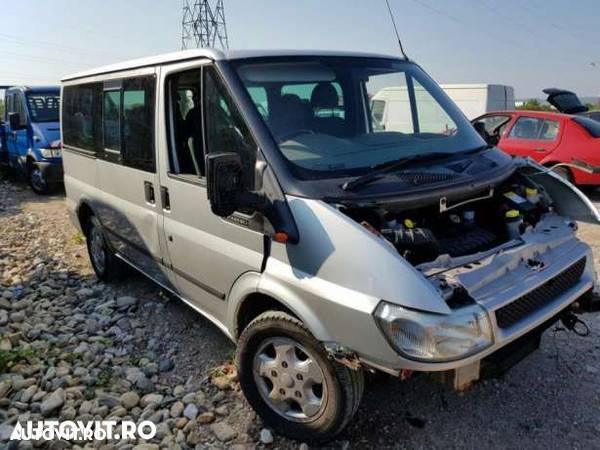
<box><xmin>1</xmin><ymin>0</ymin><xmax>599</xmax><ymax>99</ymax></box>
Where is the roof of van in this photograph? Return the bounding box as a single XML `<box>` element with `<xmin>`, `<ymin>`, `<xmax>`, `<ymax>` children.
<box><xmin>62</xmin><ymin>48</ymin><xmax>402</xmax><ymax>81</ymax></box>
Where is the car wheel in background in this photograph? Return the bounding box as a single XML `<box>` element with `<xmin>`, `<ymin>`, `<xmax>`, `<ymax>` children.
<box><xmin>86</xmin><ymin>215</ymin><xmax>127</xmax><ymax>281</ymax></box>
<box><xmin>29</xmin><ymin>164</ymin><xmax>52</xmax><ymax>194</ymax></box>
<box><xmin>236</xmin><ymin>311</ymin><xmax>364</xmax><ymax>443</ymax></box>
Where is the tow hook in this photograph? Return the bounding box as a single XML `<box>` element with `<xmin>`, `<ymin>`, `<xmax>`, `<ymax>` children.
<box><xmin>324</xmin><ymin>343</ymin><xmax>362</xmax><ymax>370</ymax></box>
<box><xmin>560</xmin><ymin>311</ymin><xmax>590</xmax><ymax>337</ymax></box>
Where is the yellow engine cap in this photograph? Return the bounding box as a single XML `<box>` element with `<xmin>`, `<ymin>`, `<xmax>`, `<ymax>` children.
<box><xmin>525</xmin><ymin>187</ymin><xmax>538</xmax><ymax>196</ymax></box>
<box><xmin>505</xmin><ymin>209</ymin><xmax>520</xmax><ymax>219</ymax></box>
<box><xmin>404</xmin><ymin>219</ymin><xmax>415</xmax><ymax>229</ymax></box>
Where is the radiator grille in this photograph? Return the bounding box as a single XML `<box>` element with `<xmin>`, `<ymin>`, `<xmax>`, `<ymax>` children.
<box><xmin>495</xmin><ymin>257</ymin><xmax>586</xmax><ymax>329</ymax></box>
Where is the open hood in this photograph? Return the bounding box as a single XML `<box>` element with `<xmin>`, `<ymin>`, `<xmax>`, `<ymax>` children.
<box><xmin>521</xmin><ymin>158</ymin><xmax>600</xmax><ymax>224</ymax></box>
<box><xmin>543</xmin><ymin>88</ymin><xmax>589</xmax><ymax>115</ymax></box>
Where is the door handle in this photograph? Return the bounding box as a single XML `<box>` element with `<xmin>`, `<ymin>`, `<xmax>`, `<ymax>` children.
<box><xmin>160</xmin><ymin>186</ymin><xmax>170</xmax><ymax>211</ymax></box>
<box><xmin>534</xmin><ymin>147</ymin><xmax>547</xmax><ymax>152</ymax></box>
<box><xmin>144</xmin><ymin>181</ymin><xmax>155</xmax><ymax>205</ymax></box>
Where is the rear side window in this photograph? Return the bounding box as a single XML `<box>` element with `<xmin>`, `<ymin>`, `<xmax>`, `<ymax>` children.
<box><xmin>64</xmin><ymin>76</ymin><xmax>155</xmax><ymax>171</ymax></box>
<box><xmin>508</xmin><ymin>117</ymin><xmax>559</xmax><ymax>141</ymax></box>
<box><xmin>62</xmin><ymin>83</ymin><xmax>103</xmax><ymax>152</ymax></box>
<box><xmin>122</xmin><ymin>77</ymin><xmax>155</xmax><ymax>172</ymax></box>
<box><xmin>539</xmin><ymin>120</ymin><xmax>559</xmax><ymax>140</ymax></box>
<box><xmin>103</xmin><ymin>90</ymin><xmax>121</xmax><ymax>152</ymax></box>
<box><xmin>573</xmin><ymin>116</ymin><xmax>600</xmax><ymax>138</ymax></box>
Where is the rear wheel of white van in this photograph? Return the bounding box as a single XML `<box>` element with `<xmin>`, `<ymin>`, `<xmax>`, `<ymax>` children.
<box><xmin>86</xmin><ymin>215</ymin><xmax>127</xmax><ymax>281</ymax></box>
<box><xmin>236</xmin><ymin>311</ymin><xmax>364</xmax><ymax>443</ymax></box>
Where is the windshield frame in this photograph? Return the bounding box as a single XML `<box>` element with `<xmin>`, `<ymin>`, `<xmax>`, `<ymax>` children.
<box><xmin>220</xmin><ymin>56</ymin><xmax>488</xmax><ymax>199</ymax></box>
<box><xmin>25</xmin><ymin>90</ymin><xmax>60</xmax><ymax>123</ymax></box>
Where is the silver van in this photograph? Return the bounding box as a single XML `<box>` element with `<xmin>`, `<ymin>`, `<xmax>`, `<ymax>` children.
<box><xmin>61</xmin><ymin>49</ymin><xmax>599</xmax><ymax>442</ymax></box>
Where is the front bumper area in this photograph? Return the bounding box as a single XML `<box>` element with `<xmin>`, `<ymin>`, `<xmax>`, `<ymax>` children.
<box><xmin>360</xmin><ymin>219</ymin><xmax>596</xmax><ymax>374</ymax></box>
<box><xmin>37</xmin><ymin>160</ymin><xmax>64</xmax><ymax>184</ymax></box>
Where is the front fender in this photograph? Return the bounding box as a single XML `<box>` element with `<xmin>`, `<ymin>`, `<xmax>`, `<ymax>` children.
<box><xmin>519</xmin><ymin>158</ymin><xmax>600</xmax><ymax>224</ymax></box>
<box><xmin>225</xmin><ymin>269</ymin><xmax>334</xmax><ymax>342</ymax></box>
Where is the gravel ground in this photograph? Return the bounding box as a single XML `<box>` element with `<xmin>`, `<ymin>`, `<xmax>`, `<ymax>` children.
<box><xmin>0</xmin><ymin>172</ymin><xmax>599</xmax><ymax>449</ymax></box>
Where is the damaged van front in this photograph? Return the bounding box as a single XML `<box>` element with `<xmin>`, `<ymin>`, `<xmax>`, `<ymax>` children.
<box><xmin>183</xmin><ymin>51</ymin><xmax>600</xmax><ymax>442</ymax></box>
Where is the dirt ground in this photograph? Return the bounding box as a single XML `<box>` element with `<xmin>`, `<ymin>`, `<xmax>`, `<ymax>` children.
<box><xmin>2</xmin><ymin>173</ymin><xmax>600</xmax><ymax>449</ymax></box>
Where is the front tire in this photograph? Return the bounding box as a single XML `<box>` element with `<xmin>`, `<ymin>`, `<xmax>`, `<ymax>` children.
<box><xmin>86</xmin><ymin>215</ymin><xmax>127</xmax><ymax>281</ymax></box>
<box><xmin>29</xmin><ymin>164</ymin><xmax>51</xmax><ymax>194</ymax></box>
<box><xmin>236</xmin><ymin>311</ymin><xmax>364</xmax><ymax>443</ymax></box>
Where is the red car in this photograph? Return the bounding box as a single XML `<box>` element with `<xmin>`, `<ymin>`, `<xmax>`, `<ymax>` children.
<box><xmin>473</xmin><ymin>110</ymin><xmax>600</xmax><ymax>187</ymax></box>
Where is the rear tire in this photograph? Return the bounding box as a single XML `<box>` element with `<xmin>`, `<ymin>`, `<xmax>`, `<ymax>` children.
<box><xmin>28</xmin><ymin>164</ymin><xmax>52</xmax><ymax>195</ymax></box>
<box><xmin>85</xmin><ymin>215</ymin><xmax>127</xmax><ymax>281</ymax></box>
<box><xmin>236</xmin><ymin>311</ymin><xmax>364</xmax><ymax>444</ymax></box>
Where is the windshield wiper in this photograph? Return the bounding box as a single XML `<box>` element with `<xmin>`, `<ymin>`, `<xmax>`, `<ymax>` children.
<box><xmin>340</xmin><ymin>146</ymin><xmax>489</xmax><ymax>192</ymax></box>
<box><xmin>341</xmin><ymin>152</ymin><xmax>452</xmax><ymax>191</ymax></box>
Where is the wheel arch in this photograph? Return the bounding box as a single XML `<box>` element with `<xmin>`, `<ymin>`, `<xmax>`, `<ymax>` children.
<box><xmin>25</xmin><ymin>153</ymin><xmax>36</xmax><ymax>169</ymax></box>
<box><xmin>76</xmin><ymin>201</ymin><xmax>96</xmax><ymax>236</ymax></box>
<box><xmin>227</xmin><ymin>271</ymin><xmax>331</xmax><ymax>342</ymax></box>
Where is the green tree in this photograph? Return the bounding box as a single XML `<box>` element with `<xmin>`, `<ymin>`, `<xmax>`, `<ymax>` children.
<box><xmin>516</xmin><ymin>98</ymin><xmax>553</xmax><ymax>112</ymax></box>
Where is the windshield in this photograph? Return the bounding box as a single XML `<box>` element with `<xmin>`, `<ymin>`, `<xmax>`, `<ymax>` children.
<box><xmin>233</xmin><ymin>57</ymin><xmax>484</xmax><ymax>179</ymax></box>
<box><xmin>26</xmin><ymin>91</ymin><xmax>60</xmax><ymax>123</ymax></box>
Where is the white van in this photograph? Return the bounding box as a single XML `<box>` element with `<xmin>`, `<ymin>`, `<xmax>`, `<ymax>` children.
<box><xmin>442</xmin><ymin>84</ymin><xmax>515</xmax><ymax>119</ymax></box>
<box><xmin>372</xmin><ymin>84</ymin><xmax>514</xmax><ymax>131</ymax></box>
<box><xmin>61</xmin><ymin>49</ymin><xmax>599</xmax><ymax>443</ymax></box>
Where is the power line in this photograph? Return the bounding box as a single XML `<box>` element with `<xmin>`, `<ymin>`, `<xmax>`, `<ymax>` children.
<box><xmin>0</xmin><ymin>49</ymin><xmax>93</xmax><ymax>67</ymax></box>
<box><xmin>411</xmin><ymin>0</ymin><xmax>591</xmax><ymax>68</ymax></box>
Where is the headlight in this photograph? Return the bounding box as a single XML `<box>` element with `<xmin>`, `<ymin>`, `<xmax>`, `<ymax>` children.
<box><xmin>374</xmin><ymin>301</ymin><xmax>493</xmax><ymax>362</ymax></box>
<box><xmin>40</xmin><ymin>148</ymin><xmax>61</xmax><ymax>158</ymax></box>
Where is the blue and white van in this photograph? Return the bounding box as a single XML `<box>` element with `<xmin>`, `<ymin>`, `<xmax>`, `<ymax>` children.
<box><xmin>0</xmin><ymin>86</ymin><xmax>62</xmax><ymax>193</ymax></box>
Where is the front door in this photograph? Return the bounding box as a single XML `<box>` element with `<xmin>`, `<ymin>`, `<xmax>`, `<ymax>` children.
<box><xmin>501</xmin><ymin>115</ymin><xmax>562</xmax><ymax>161</ymax></box>
<box><xmin>156</xmin><ymin>62</ymin><xmax>264</xmax><ymax>325</ymax></box>
<box><xmin>6</xmin><ymin>92</ymin><xmax>30</xmax><ymax>171</ymax></box>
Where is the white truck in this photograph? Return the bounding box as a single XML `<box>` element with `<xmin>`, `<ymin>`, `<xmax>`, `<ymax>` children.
<box><xmin>441</xmin><ymin>84</ymin><xmax>515</xmax><ymax>119</ymax></box>
<box><xmin>371</xmin><ymin>84</ymin><xmax>514</xmax><ymax>133</ymax></box>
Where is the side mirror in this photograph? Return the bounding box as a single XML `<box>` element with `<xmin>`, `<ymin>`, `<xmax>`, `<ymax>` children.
<box><xmin>8</xmin><ymin>112</ymin><xmax>24</xmax><ymax>130</ymax></box>
<box><xmin>206</xmin><ymin>152</ymin><xmax>245</xmax><ymax>217</ymax></box>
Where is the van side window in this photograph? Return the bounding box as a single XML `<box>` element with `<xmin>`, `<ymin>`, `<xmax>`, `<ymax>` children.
<box><xmin>166</xmin><ymin>69</ymin><xmax>204</xmax><ymax>176</ymax></box>
<box><xmin>122</xmin><ymin>77</ymin><xmax>156</xmax><ymax>172</ymax></box>
<box><xmin>63</xmin><ymin>83</ymin><xmax>103</xmax><ymax>152</ymax></box>
<box><xmin>103</xmin><ymin>90</ymin><xmax>121</xmax><ymax>152</ymax></box>
<box><xmin>204</xmin><ymin>66</ymin><xmax>257</xmax><ymax>189</ymax></box>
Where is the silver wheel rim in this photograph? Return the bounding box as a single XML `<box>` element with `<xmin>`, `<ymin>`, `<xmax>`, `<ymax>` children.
<box><xmin>30</xmin><ymin>167</ymin><xmax>46</xmax><ymax>191</ymax></box>
<box><xmin>253</xmin><ymin>337</ymin><xmax>327</xmax><ymax>423</ymax></box>
<box><xmin>90</xmin><ymin>223</ymin><xmax>106</xmax><ymax>274</ymax></box>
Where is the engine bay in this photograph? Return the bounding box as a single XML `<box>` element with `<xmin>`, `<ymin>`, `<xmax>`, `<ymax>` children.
<box><xmin>341</xmin><ymin>172</ymin><xmax>554</xmax><ymax>265</ymax></box>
